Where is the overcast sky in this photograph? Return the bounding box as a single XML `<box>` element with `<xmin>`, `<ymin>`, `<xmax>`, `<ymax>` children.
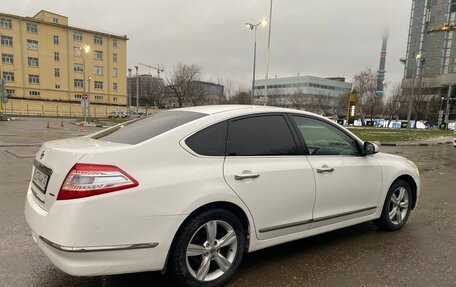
<box><xmin>2</xmin><ymin>0</ymin><xmax>412</xmax><ymax>94</ymax></box>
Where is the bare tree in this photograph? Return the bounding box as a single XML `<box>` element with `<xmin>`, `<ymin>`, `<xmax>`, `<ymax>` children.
<box><xmin>353</xmin><ymin>68</ymin><xmax>383</xmax><ymax>120</ymax></box>
<box><xmin>166</xmin><ymin>63</ymin><xmax>203</xmax><ymax>107</ymax></box>
<box><xmin>140</xmin><ymin>77</ymin><xmax>165</xmax><ymax>109</ymax></box>
<box><xmin>229</xmin><ymin>89</ymin><xmax>251</xmax><ymax>104</ymax></box>
<box><xmin>289</xmin><ymin>89</ymin><xmax>309</xmax><ymax>110</ymax></box>
<box><xmin>315</xmin><ymin>94</ymin><xmax>335</xmax><ymax>116</ymax></box>
<box><xmin>384</xmin><ymin>83</ymin><xmax>404</xmax><ymax>127</ymax></box>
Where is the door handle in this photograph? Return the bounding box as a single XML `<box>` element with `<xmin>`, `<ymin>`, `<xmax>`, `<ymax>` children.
<box><xmin>235</xmin><ymin>173</ymin><xmax>260</xmax><ymax>180</ymax></box>
<box><xmin>317</xmin><ymin>166</ymin><xmax>334</xmax><ymax>173</ymax></box>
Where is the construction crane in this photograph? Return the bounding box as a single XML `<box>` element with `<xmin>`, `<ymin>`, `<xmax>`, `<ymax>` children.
<box><xmin>137</xmin><ymin>63</ymin><xmax>164</xmax><ymax>77</ymax></box>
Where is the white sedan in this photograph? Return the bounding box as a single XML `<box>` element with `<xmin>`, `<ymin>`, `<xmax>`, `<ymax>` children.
<box><xmin>25</xmin><ymin>105</ymin><xmax>420</xmax><ymax>287</ymax></box>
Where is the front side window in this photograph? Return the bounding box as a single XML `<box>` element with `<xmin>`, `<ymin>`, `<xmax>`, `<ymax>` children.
<box><xmin>227</xmin><ymin>115</ymin><xmax>299</xmax><ymax>156</ymax></box>
<box><xmin>292</xmin><ymin>116</ymin><xmax>359</xmax><ymax>156</ymax></box>
<box><xmin>1</xmin><ymin>36</ymin><xmax>13</xmax><ymax>46</ymax></box>
<box><xmin>26</xmin><ymin>23</ymin><xmax>38</xmax><ymax>33</ymax></box>
<box><xmin>186</xmin><ymin>121</ymin><xmax>228</xmax><ymax>156</ymax></box>
<box><xmin>2</xmin><ymin>54</ymin><xmax>14</xmax><ymax>64</ymax></box>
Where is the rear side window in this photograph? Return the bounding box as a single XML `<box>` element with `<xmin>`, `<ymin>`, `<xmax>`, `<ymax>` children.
<box><xmin>185</xmin><ymin>121</ymin><xmax>228</xmax><ymax>156</ymax></box>
<box><xmin>98</xmin><ymin>111</ymin><xmax>205</xmax><ymax>144</ymax></box>
<box><xmin>227</xmin><ymin>115</ymin><xmax>299</xmax><ymax>156</ymax></box>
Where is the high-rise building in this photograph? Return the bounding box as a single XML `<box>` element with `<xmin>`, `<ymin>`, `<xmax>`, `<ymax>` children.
<box><xmin>402</xmin><ymin>0</ymin><xmax>456</xmax><ymax>122</ymax></box>
<box><xmin>0</xmin><ymin>10</ymin><xmax>128</xmax><ymax>116</ymax></box>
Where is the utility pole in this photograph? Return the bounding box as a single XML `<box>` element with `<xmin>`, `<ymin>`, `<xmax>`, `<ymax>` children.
<box><xmin>264</xmin><ymin>0</ymin><xmax>273</xmax><ymax>105</ymax></box>
<box><xmin>135</xmin><ymin>66</ymin><xmax>139</xmax><ymax>115</ymax></box>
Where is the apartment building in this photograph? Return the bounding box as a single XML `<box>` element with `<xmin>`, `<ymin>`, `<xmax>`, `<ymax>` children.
<box><xmin>0</xmin><ymin>10</ymin><xmax>128</xmax><ymax>115</ymax></box>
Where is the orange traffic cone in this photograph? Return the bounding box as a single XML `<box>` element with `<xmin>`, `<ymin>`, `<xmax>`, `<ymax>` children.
<box><xmin>79</xmin><ymin>123</ymin><xmax>84</xmax><ymax>132</ymax></box>
<box><xmin>60</xmin><ymin>120</ymin><xmax>64</xmax><ymax>128</ymax></box>
<box><xmin>46</xmin><ymin>121</ymin><xmax>50</xmax><ymax>128</ymax></box>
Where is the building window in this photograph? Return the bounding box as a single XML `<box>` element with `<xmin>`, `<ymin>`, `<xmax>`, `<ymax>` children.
<box><xmin>74</xmin><ymin>79</ymin><xmax>84</xmax><ymax>88</ymax></box>
<box><xmin>94</xmin><ymin>81</ymin><xmax>103</xmax><ymax>89</ymax></box>
<box><xmin>94</xmin><ymin>50</ymin><xmax>103</xmax><ymax>60</ymax></box>
<box><xmin>29</xmin><ymin>91</ymin><xmax>40</xmax><ymax>96</ymax></box>
<box><xmin>27</xmin><ymin>39</ymin><xmax>38</xmax><ymax>50</ymax></box>
<box><xmin>113</xmin><ymin>96</ymin><xmax>117</xmax><ymax>102</ymax></box>
<box><xmin>54</xmin><ymin>35</ymin><xmax>59</xmax><ymax>45</ymax></box>
<box><xmin>0</xmin><ymin>18</ymin><xmax>12</xmax><ymax>29</ymax></box>
<box><xmin>74</xmin><ymin>64</ymin><xmax>84</xmax><ymax>73</ymax></box>
<box><xmin>2</xmin><ymin>72</ymin><xmax>15</xmax><ymax>82</ymax></box>
<box><xmin>54</xmin><ymin>68</ymin><xmax>60</xmax><ymax>77</ymax></box>
<box><xmin>6</xmin><ymin>89</ymin><xmax>15</xmax><ymax>95</ymax></box>
<box><xmin>94</xmin><ymin>95</ymin><xmax>103</xmax><ymax>101</ymax></box>
<box><xmin>73</xmin><ymin>31</ymin><xmax>82</xmax><ymax>41</ymax></box>
<box><xmin>112</xmin><ymin>68</ymin><xmax>118</xmax><ymax>77</ymax></box>
<box><xmin>55</xmin><ymin>84</ymin><xmax>61</xmax><ymax>90</ymax></box>
<box><xmin>113</xmin><ymin>82</ymin><xmax>118</xmax><ymax>91</ymax></box>
<box><xmin>113</xmin><ymin>39</ymin><xmax>117</xmax><ymax>48</ymax></box>
<box><xmin>1</xmin><ymin>54</ymin><xmax>14</xmax><ymax>64</ymax></box>
<box><xmin>28</xmin><ymin>57</ymin><xmax>39</xmax><ymax>67</ymax></box>
<box><xmin>94</xmin><ymin>66</ymin><xmax>103</xmax><ymax>75</ymax></box>
<box><xmin>113</xmin><ymin>53</ymin><xmax>118</xmax><ymax>62</ymax></box>
<box><xmin>54</xmin><ymin>52</ymin><xmax>60</xmax><ymax>61</ymax></box>
<box><xmin>1</xmin><ymin>36</ymin><xmax>13</xmax><ymax>46</ymax></box>
<box><xmin>53</xmin><ymin>18</ymin><xmax>59</xmax><ymax>24</ymax></box>
<box><xmin>94</xmin><ymin>35</ymin><xmax>103</xmax><ymax>45</ymax></box>
<box><xmin>26</xmin><ymin>23</ymin><xmax>38</xmax><ymax>33</ymax></box>
<box><xmin>74</xmin><ymin>94</ymin><xmax>82</xmax><ymax>99</ymax></box>
<box><xmin>28</xmin><ymin>74</ymin><xmax>40</xmax><ymax>84</ymax></box>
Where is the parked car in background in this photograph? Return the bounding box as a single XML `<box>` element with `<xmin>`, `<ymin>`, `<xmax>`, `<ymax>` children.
<box><xmin>108</xmin><ymin>111</ymin><xmax>121</xmax><ymax>118</ymax></box>
<box><xmin>25</xmin><ymin>105</ymin><xmax>420</xmax><ymax>287</ymax></box>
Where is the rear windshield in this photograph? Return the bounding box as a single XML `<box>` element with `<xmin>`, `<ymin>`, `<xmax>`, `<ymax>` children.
<box><xmin>96</xmin><ymin>111</ymin><xmax>206</xmax><ymax>144</ymax></box>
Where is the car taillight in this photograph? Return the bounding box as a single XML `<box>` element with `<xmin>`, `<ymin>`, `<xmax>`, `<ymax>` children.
<box><xmin>57</xmin><ymin>164</ymin><xmax>139</xmax><ymax>200</ymax></box>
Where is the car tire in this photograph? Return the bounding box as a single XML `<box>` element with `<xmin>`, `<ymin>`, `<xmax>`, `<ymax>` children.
<box><xmin>374</xmin><ymin>180</ymin><xmax>412</xmax><ymax>231</ymax></box>
<box><xmin>168</xmin><ymin>208</ymin><xmax>245</xmax><ymax>287</ymax></box>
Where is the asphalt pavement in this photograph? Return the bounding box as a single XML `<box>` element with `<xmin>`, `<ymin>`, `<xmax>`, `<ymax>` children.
<box><xmin>1</xmin><ymin>117</ymin><xmax>455</xmax><ymax>287</ymax></box>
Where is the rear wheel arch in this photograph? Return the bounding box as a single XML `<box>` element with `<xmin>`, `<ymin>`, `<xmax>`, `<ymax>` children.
<box><xmin>162</xmin><ymin>201</ymin><xmax>251</xmax><ymax>274</ymax></box>
<box><xmin>392</xmin><ymin>175</ymin><xmax>418</xmax><ymax>210</ymax></box>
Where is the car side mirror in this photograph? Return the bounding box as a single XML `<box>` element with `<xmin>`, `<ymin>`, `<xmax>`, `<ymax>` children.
<box><xmin>363</xmin><ymin>141</ymin><xmax>379</xmax><ymax>155</ymax></box>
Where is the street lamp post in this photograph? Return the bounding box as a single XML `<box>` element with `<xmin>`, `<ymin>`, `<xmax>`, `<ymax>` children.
<box><xmin>406</xmin><ymin>53</ymin><xmax>423</xmax><ymax>131</ymax></box>
<box><xmin>444</xmin><ymin>85</ymin><xmax>452</xmax><ymax>130</ymax></box>
<box><xmin>128</xmin><ymin>68</ymin><xmax>132</xmax><ymax>113</ymax></box>
<box><xmin>88</xmin><ymin>76</ymin><xmax>92</xmax><ymax>121</ymax></box>
<box><xmin>264</xmin><ymin>0</ymin><xmax>273</xmax><ymax>105</ymax></box>
<box><xmin>80</xmin><ymin>45</ymin><xmax>90</xmax><ymax>122</ymax></box>
<box><xmin>246</xmin><ymin>19</ymin><xmax>267</xmax><ymax>104</ymax></box>
<box><xmin>135</xmin><ymin>66</ymin><xmax>139</xmax><ymax>115</ymax></box>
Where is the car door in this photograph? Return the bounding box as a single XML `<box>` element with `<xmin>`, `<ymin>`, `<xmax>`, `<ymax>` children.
<box><xmin>290</xmin><ymin>115</ymin><xmax>382</xmax><ymax>228</ymax></box>
<box><xmin>223</xmin><ymin>114</ymin><xmax>316</xmax><ymax>240</ymax></box>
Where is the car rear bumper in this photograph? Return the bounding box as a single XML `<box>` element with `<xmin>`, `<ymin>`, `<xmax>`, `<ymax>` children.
<box><xmin>25</xmin><ymin>190</ymin><xmax>186</xmax><ymax>276</ymax></box>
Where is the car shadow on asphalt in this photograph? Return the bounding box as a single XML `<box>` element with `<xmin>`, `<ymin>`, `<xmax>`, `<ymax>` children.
<box><xmin>34</xmin><ymin>222</ymin><xmax>385</xmax><ymax>287</ymax></box>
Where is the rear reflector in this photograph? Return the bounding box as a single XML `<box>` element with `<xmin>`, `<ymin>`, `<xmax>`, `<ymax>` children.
<box><xmin>57</xmin><ymin>164</ymin><xmax>138</xmax><ymax>200</ymax></box>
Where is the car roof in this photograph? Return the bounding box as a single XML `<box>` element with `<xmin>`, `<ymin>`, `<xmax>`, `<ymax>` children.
<box><xmin>174</xmin><ymin>105</ymin><xmax>316</xmax><ymax>117</ymax></box>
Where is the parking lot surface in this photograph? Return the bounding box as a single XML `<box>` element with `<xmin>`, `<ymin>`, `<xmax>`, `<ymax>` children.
<box><xmin>1</xmin><ymin>117</ymin><xmax>455</xmax><ymax>287</ymax></box>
